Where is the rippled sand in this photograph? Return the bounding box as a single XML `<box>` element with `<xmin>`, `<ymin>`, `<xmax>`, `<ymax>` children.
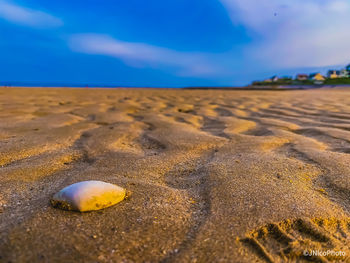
<box><xmin>1</xmin><ymin>87</ymin><xmax>350</xmax><ymax>262</ymax></box>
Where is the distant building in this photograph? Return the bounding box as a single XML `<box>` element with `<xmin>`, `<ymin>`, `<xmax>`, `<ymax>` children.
<box><xmin>309</xmin><ymin>73</ymin><xmax>325</xmax><ymax>84</ymax></box>
<box><xmin>296</xmin><ymin>74</ymin><xmax>308</xmax><ymax>81</ymax></box>
<box><xmin>327</xmin><ymin>70</ymin><xmax>340</xmax><ymax>79</ymax></box>
<box><xmin>339</xmin><ymin>69</ymin><xmax>349</xmax><ymax>78</ymax></box>
<box><xmin>271</xmin><ymin>76</ymin><xmax>279</xmax><ymax>82</ymax></box>
<box><xmin>263</xmin><ymin>76</ymin><xmax>279</xmax><ymax>83</ymax></box>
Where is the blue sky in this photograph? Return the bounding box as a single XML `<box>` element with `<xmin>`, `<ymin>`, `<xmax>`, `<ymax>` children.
<box><xmin>0</xmin><ymin>0</ymin><xmax>349</xmax><ymax>87</ymax></box>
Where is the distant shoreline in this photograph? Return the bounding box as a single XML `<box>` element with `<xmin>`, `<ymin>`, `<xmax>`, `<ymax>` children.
<box><xmin>1</xmin><ymin>85</ymin><xmax>350</xmax><ymax>90</ymax></box>
<box><xmin>185</xmin><ymin>85</ymin><xmax>350</xmax><ymax>90</ymax></box>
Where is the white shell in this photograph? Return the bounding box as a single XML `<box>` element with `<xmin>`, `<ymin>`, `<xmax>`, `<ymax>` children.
<box><xmin>51</xmin><ymin>181</ymin><xmax>126</xmax><ymax>212</ymax></box>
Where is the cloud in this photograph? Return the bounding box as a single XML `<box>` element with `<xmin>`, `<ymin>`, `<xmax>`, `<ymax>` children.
<box><xmin>69</xmin><ymin>34</ymin><xmax>219</xmax><ymax>77</ymax></box>
<box><xmin>0</xmin><ymin>0</ymin><xmax>62</xmax><ymax>27</ymax></box>
<box><xmin>220</xmin><ymin>0</ymin><xmax>350</xmax><ymax>68</ymax></box>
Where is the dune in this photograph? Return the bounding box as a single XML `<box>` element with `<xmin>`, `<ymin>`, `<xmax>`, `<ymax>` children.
<box><xmin>1</xmin><ymin>87</ymin><xmax>350</xmax><ymax>262</ymax></box>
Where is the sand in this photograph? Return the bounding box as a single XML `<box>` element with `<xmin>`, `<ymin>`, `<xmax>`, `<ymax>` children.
<box><xmin>1</xmin><ymin>87</ymin><xmax>350</xmax><ymax>262</ymax></box>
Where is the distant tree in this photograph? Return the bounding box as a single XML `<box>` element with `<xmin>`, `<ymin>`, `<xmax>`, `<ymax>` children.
<box><xmin>280</xmin><ymin>76</ymin><xmax>292</xmax><ymax>81</ymax></box>
<box><xmin>346</xmin><ymin>64</ymin><xmax>350</xmax><ymax>72</ymax></box>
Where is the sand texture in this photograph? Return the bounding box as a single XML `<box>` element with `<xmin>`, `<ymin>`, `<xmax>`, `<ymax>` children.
<box><xmin>1</xmin><ymin>87</ymin><xmax>350</xmax><ymax>262</ymax></box>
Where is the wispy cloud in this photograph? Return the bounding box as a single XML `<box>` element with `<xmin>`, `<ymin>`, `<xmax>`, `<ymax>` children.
<box><xmin>69</xmin><ymin>34</ymin><xmax>219</xmax><ymax>77</ymax></box>
<box><xmin>220</xmin><ymin>0</ymin><xmax>350</xmax><ymax>68</ymax></box>
<box><xmin>0</xmin><ymin>0</ymin><xmax>62</xmax><ymax>28</ymax></box>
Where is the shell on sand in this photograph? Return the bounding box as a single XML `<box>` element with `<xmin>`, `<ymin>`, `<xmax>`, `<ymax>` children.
<box><xmin>51</xmin><ymin>181</ymin><xmax>126</xmax><ymax>212</ymax></box>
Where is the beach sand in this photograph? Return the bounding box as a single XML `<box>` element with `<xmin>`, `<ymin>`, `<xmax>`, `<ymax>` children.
<box><xmin>1</xmin><ymin>87</ymin><xmax>350</xmax><ymax>262</ymax></box>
